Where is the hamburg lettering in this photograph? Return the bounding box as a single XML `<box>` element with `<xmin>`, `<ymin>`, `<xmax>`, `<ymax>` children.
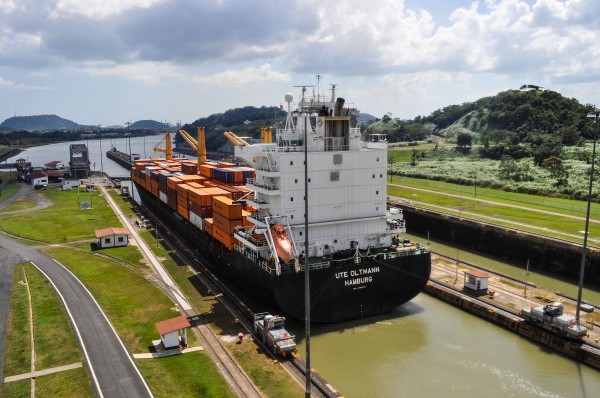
<box><xmin>336</xmin><ymin>267</ymin><xmax>380</xmax><ymax>287</ymax></box>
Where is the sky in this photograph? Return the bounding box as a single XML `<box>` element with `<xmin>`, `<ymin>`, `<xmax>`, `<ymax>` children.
<box><xmin>1</xmin><ymin>0</ymin><xmax>599</xmax><ymax>127</ymax></box>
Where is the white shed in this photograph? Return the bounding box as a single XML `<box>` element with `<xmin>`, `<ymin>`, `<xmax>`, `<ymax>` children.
<box><xmin>95</xmin><ymin>227</ymin><xmax>130</xmax><ymax>249</ymax></box>
<box><xmin>155</xmin><ymin>316</ymin><xmax>191</xmax><ymax>350</ymax></box>
<box><xmin>463</xmin><ymin>270</ymin><xmax>490</xmax><ymax>294</ymax></box>
<box><xmin>26</xmin><ymin>171</ymin><xmax>49</xmax><ymax>186</ymax></box>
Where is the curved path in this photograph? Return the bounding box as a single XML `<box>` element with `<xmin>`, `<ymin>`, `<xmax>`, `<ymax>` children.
<box><xmin>0</xmin><ymin>232</ymin><xmax>153</xmax><ymax>397</ymax></box>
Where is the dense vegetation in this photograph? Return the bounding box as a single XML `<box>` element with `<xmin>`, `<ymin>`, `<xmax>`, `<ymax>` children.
<box><xmin>181</xmin><ymin>106</ymin><xmax>287</xmax><ymax>152</ymax></box>
<box><xmin>0</xmin><ymin>114</ymin><xmax>82</xmax><ymax>131</ymax></box>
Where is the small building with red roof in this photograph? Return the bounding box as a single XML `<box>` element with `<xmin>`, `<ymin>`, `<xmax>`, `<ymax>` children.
<box><xmin>155</xmin><ymin>315</ymin><xmax>191</xmax><ymax>350</ymax></box>
<box><xmin>95</xmin><ymin>227</ymin><xmax>131</xmax><ymax>249</ymax></box>
<box><xmin>463</xmin><ymin>269</ymin><xmax>490</xmax><ymax>294</ymax></box>
<box><xmin>26</xmin><ymin>171</ymin><xmax>49</xmax><ymax>186</ymax></box>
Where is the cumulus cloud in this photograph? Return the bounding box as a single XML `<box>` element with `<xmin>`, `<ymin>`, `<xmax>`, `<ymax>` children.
<box><xmin>191</xmin><ymin>63</ymin><xmax>290</xmax><ymax>87</ymax></box>
<box><xmin>0</xmin><ymin>74</ymin><xmax>52</xmax><ymax>90</ymax></box>
<box><xmin>0</xmin><ymin>0</ymin><xmax>599</xmax><ymax>88</ymax></box>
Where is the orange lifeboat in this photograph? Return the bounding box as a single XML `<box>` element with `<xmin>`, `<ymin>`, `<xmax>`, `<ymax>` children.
<box><xmin>271</xmin><ymin>224</ymin><xmax>293</xmax><ymax>263</ymax></box>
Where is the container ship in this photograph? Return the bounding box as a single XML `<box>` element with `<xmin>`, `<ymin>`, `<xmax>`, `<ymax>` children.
<box><xmin>131</xmin><ymin>84</ymin><xmax>431</xmax><ymax>322</ymax></box>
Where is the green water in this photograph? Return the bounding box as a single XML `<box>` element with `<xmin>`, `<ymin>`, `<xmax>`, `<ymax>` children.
<box><xmin>292</xmin><ymin>235</ymin><xmax>600</xmax><ymax>397</ymax></box>
<box><xmin>294</xmin><ymin>294</ymin><xmax>600</xmax><ymax>397</ymax></box>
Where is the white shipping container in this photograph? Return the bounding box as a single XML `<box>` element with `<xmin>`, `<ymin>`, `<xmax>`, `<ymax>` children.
<box><xmin>159</xmin><ymin>191</ymin><xmax>168</xmax><ymax>204</ymax></box>
<box><xmin>189</xmin><ymin>211</ymin><xmax>204</xmax><ymax>230</ymax></box>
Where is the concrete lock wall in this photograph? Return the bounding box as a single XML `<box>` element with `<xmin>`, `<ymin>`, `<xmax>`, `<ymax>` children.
<box><xmin>401</xmin><ymin>205</ymin><xmax>600</xmax><ymax>287</ymax></box>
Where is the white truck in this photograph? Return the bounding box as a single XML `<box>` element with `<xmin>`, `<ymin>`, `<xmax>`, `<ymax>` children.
<box><xmin>253</xmin><ymin>312</ymin><xmax>296</xmax><ymax>357</ymax></box>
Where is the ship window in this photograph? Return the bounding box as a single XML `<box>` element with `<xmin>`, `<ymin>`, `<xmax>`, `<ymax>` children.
<box><xmin>333</xmin><ymin>154</ymin><xmax>342</xmax><ymax>165</ymax></box>
<box><xmin>291</xmin><ymin>215</ymin><xmax>294</xmax><ymax>219</ymax></box>
<box><xmin>376</xmin><ymin>206</ymin><xmax>379</xmax><ymax>211</ymax></box>
<box><xmin>308</xmin><ymin>178</ymin><xmax>311</xmax><ymax>182</ymax></box>
<box><xmin>291</xmin><ymin>197</ymin><xmax>294</xmax><ymax>202</ymax></box>
<box><xmin>290</xmin><ymin>161</ymin><xmax>293</xmax><ymax>165</ymax></box>
<box><xmin>299</xmin><ymin>231</ymin><xmax>303</xmax><ymax>236</ymax></box>
<box><xmin>295</xmin><ymin>179</ymin><xmax>298</xmax><ymax>183</ymax></box>
<box><xmin>330</xmin><ymin>171</ymin><xmax>339</xmax><ymax>181</ymax></box>
<box><xmin>376</xmin><ymin>191</ymin><xmax>379</xmax><ymax>195</ymax></box>
<box><xmin>376</xmin><ymin>157</ymin><xmax>380</xmax><ymax>162</ymax></box>
<box><xmin>372</xmin><ymin>174</ymin><xmax>375</xmax><ymax>178</ymax></box>
<box><xmin>380</xmin><ymin>174</ymin><xmax>383</xmax><ymax>178</ymax></box>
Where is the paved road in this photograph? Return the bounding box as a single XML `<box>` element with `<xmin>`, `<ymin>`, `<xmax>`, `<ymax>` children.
<box><xmin>0</xmin><ymin>233</ymin><xmax>153</xmax><ymax>397</ymax></box>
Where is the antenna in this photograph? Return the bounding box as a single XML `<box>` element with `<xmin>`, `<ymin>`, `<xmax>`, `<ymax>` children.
<box><xmin>329</xmin><ymin>84</ymin><xmax>338</xmax><ymax>102</ymax></box>
<box><xmin>315</xmin><ymin>74</ymin><xmax>321</xmax><ymax>102</ymax></box>
<box><xmin>293</xmin><ymin>85</ymin><xmax>314</xmax><ymax>104</ymax></box>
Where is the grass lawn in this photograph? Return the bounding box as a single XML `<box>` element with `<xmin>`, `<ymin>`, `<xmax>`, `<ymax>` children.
<box><xmin>388</xmin><ymin>179</ymin><xmax>600</xmax><ymax>244</ymax></box>
<box><xmin>0</xmin><ymin>263</ymin><xmax>93</xmax><ymax>397</ymax></box>
<box><xmin>0</xmin><ymin>183</ymin><xmax>19</xmax><ymax>205</ymax></box>
<box><xmin>0</xmin><ymin>187</ymin><xmax>120</xmax><ymax>243</ymax></box>
<box><xmin>135</xmin><ymin>352</ymin><xmax>235</xmax><ymax>398</ymax></box>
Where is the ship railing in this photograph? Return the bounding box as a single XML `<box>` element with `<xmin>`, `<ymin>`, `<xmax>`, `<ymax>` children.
<box><xmin>256</xmin><ymin>164</ymin><xmax>278</xmax><ymax>172</ymax></box>
<box><xmin>246</xmin><ymin>178</ymin><xmax>280</xmax><ymax>191</ymax></box>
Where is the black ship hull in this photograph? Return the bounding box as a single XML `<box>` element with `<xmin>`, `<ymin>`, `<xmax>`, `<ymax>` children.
<box><xmin>135</xmin><ymin>184</ymin><xmax>431</xmax><ymax>322</ymax></box>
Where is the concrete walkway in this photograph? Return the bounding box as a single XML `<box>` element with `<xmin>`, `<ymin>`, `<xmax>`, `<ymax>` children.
<box><xmin>3</xmin><ymin>363</ymin><xmax>83</xmax><ymax>383</ymax></box>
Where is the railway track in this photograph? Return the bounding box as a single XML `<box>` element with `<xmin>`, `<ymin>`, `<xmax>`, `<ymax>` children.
<box><xmin>142</xmin><ymin>205</ymin><xmax>339</xmax><ymax>398</ymax></box>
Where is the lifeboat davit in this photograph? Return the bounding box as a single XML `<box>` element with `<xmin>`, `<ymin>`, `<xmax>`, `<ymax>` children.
<box><xmin>271</xmin><ymin>224</ymin><xmax>293</xmax><ymax>263</ymax></box>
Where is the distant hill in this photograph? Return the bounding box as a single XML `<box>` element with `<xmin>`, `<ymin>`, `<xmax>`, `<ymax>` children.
<box><xmin>422</xmin><ymin>88</ymin><xmax>591</xmax><ymax>144</ymax></box>
<box><xmin>130</xmin><ymin>120</ymin><xmax>170</xmax><ymax>129</ymax></box>
<box><xmin>0</xmin><ymin>114</ymin><xmax>81</xmax><ymax>131</ymax></box>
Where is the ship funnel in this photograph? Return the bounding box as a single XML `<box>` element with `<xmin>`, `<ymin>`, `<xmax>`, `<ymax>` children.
<box><xmin>335</xmin><ymin>97</ymin><xmax>345</xmax><ymax>116</ymax></box>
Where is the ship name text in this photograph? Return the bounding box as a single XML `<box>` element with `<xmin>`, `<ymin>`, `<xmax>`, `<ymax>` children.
<box><xmin>335</xmin><ymin>267</ymin><xmax>380</xmax><ymax>287</ymax></box>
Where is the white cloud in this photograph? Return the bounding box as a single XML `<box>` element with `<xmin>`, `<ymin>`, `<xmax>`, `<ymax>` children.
<box><xmin>52</xmin><ymin>0</ymin><xmax>166</xmax><ymax>20</ymax></box>
<box><xmin>191</xmin><ymin>64</ymin><xmax>290</xmax><ymax>87</ymax></box>
<box><xmin>0</xmin><ymin>75</ymin><xmax>52</xmax><ymax>90</ymax></box>
<box><xmin>81</xmin><ymin>60</ymin><xmax>184</xmax><ymax>83</ymax></box>
<box><xmin>0</xmin><ymin>0</ymin><xmax>17</xmax><ymax>15</ymax></box>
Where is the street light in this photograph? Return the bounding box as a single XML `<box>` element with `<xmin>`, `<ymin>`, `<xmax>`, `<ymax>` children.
<box><xmin>575</xmin><ymin>107</ymin><xmax>599</xmax><ymax>324</ymax></box>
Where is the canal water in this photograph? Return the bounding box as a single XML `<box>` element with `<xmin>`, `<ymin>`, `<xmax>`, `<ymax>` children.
<box><xmin>7</xmin><ymin>139</ymin><xmax>600</xmax><ymax>397</ymax></box>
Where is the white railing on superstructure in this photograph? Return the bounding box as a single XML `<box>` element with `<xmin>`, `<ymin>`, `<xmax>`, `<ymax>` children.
<box><xmin>246</xmin><ymin>178</ymin><xmax>280</xmax><ymax>191</ymax></box>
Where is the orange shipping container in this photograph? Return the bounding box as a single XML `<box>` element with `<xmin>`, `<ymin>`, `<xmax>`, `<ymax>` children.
<box><xmin>204</xmin><ymin>218</ymin><xmax>213</xmax><ymax>236</ymax></box>
<box><xmin>179</xmin><ymin>174</ymin><xmax>203</xmax><ymax>184</ymax></box>
<box><xmin>176</xmin><ymin>184</ymin><xmax>194</xmax><ymax>201</ymax></box>
<box><xmin>177</xmin><ymin>204</ymin><xmax>189</xmax><ymax>220</ymax></box>
<box><xmin>203</xmin><ymin>187</ymin><xmax>232</xmax><ymax>199</ymax></box>
<box><xmin>213</xmin><ymin>212</ymin><xmax>243</xmax><ymax>234</ymax></box>
<box><xmin>212</xmin><ymin>196</ymin><xmax>242</xmax><ymax>219</ymax></box>
<box><xmin>167</xmin><ymin>176</ymin><xmax>183</xmax><ymax>190</ymax></box>
<box><xmin>188</xmin><ymin>188</ymin><xmax>212</xmax><ymax>207</ymax></box>
<box><xmin>212</xmin><ymin>225</ymin><xmax>234</xmax><ymax>248</ymax></box>
<box><xmin>199</xmin><ymin>164</ymin><xmax>216</xmax><ymax>178</ymax></box>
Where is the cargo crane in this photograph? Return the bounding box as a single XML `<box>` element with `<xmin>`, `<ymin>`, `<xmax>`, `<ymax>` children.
<box><xmin>178</xmin><ymin>127</ymin><xmax>207</xmax><ymax>164</ymax></box>
<box><xmin>153</xmin><ymin>132</ymin><xmax>173</xmax><ymax>160</ymax></box>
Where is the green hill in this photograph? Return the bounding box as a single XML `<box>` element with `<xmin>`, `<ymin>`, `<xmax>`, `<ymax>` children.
<box><xmin>0</xmin><ymin>114</ymin><xmax>81</xmax><ymax>131</ymax></box>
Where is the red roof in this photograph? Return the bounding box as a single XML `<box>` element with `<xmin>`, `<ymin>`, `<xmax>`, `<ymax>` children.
<box><xmin>95</xmin><ymin>227</ymin><xmax>131</xmax><ymax>238</ymax></box>
<box><xmin>155</xmin><ymin>316</ymin><xmax>191</xmax><ymax>335</ymax></box>
<box><xmin>463</xmin><ymin>270</ymin><xmax>490</xmax><ymax>279</ymax></box>
<box><xmin>27</xmin><ymin>171</ymin><xmax>48</xmax><ymax>180</ymax></box>
<box><xmin>45</xmin><ymin>171</ymin><xmax>62</xmax><ymax>177</ymax></box>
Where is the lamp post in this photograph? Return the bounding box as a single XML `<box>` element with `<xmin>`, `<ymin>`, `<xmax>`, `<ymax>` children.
<box><xmin>576</xmin><ymin>108</ymin><xmax>599</xmax><ymax>324</ymax></box>
<box><xmin>98</xmin><ymin>125</ymin><xmax>104</xmax><ymax>177</ymax></box>
<box><xmin>303</xmin><ymin>112</ymin><xmax>311</xmax><ymax>398</ymax></box>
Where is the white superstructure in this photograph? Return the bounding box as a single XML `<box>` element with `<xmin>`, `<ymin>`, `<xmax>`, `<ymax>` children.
<box><xmin>232</xmin><ymin>85</ymin><xmax>405</xmax><ymax>261</ymax></box>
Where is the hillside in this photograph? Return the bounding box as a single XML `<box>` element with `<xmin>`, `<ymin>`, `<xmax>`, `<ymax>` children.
<box><xmin>424</xmin><ymin>88</ymin><xmax>592</xmax><ymax>145</ymax></box>
<box><xmin>130</xmin><ymin>120</ymin><xmax>169</xmax><ymax>129</ymax></box>
<box><xmin>1</xmin><ymin>114</ymin><xmax>81</xmax><ymax>131</ymax></box>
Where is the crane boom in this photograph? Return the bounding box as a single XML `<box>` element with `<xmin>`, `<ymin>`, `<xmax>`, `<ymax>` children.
<box><xmin>223</xmin><ymin>131</ymin><xmax>249</xmax><ymax>146</ymax></box>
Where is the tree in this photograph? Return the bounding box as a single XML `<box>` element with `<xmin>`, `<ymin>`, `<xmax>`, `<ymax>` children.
<box><xmin>456</xmin><ymin>133</ymin><xmax>472</xmax><ymax>148</ymax></box>
<box><xmin>542</xmin><ymin>156</ymin><xmax>569</xmax><ymax>187</ymax></box>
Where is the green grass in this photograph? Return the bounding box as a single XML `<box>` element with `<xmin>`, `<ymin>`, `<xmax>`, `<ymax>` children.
<box><xmin>43</xmin><ymin>247</ymin><xmax>189</xmax><ymax>352</ymax></box>
<box><xmin>0</xmin><ymin>188</ymin><xmax>121</xmax><ymax>243</ymax></box>
<box><xmin>388</xmin><ymin>178</ymin><xmax>600</xmax><ymax>244</ymax></box>
<box><xmin>135</xmin><ymin>352</ymin><xmax>235</xmax><ymax>398</ymax></box>
<box><xmin>0</xmin><ymin>183</ymin><xmax>19</xmax><ymax>204</ymax></box>
<box><xmin>230</xmin><ymin>342</ymin><xmax>303</xmax><ymax>398</ymax></box>
<box><xmin>0</xmin><ymin>263</ymin><xmax>93</xmax><ymax>398</ymax></box>
<box><xmin>2</xmin><ymin>265</ymin><xmax>32</xmax><ymax>377</ymax></box>
<box><xmin>0</xmin><ymin>195</ymin><xmax>38</xmax><ymax>212</ymax></box>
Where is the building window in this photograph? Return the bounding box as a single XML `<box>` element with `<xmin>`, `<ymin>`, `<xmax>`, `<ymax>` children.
<box><xmin>330</xmin><ymin>171</ymin><xmax>339</xmax><ymax>181</ymax></box>
<box><xmin>104</xmin><ymin>238</ymin><xmax>110</xmax><ymax>244</ymax></box>
<box><xmin>118</xmin><ymin>237</ymin><xmax>124</xmax><ymax>243</ymax></box>
<box><xmin>333</xmin><ymin>154</ymin><xmax>342</xmax><ymax>165</ymax></box>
